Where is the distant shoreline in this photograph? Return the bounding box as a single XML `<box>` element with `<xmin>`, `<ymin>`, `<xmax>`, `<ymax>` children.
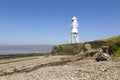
<box><xmin>0</xmin><ymin>45</ymin><xmax>53</xmax><ymax>55</ymax></box>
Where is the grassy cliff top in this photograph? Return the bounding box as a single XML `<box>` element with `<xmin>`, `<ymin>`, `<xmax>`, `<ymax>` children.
<box><xmin>51</xmin><ymin>35</ymin><xmax>120</xmax><ymax>57</ymax></box>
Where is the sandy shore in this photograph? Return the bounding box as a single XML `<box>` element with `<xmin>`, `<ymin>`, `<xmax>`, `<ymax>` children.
<box><xmin>0</xmin><ymin>55</ymin><xmax>120</xmax><ymax>80</ymax></box>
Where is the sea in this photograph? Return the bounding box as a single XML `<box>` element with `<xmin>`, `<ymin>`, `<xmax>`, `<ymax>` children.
<box><xmin>0</xmin><ymin>45</ymin><xmax>54</xmax><ymax>55</ymax></box>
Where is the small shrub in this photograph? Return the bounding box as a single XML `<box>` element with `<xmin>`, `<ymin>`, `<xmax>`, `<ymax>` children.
<box><xmin>113</xmin><ymin>48</ymin><xmax>120</xmax><ymax>57</ymax></box>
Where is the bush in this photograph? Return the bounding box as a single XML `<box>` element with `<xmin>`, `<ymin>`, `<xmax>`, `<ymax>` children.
<box><xmin>113</xmin><ymin>48</ymin><xmax>120</xmax><ymax>57</ymax></box>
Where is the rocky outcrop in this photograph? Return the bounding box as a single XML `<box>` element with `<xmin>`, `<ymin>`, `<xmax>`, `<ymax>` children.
<box><xmin>51</xmin><ymin>41</ymin><xmax>108</xmax><ymax>55</ymax></box>
<box><xmin>95</xmin><ymin>50</ymin><xmax>111</xmax><ymax>61</ymax></box>
<box><xmin>51</xmin><ymin>43</ymin><xmax>84</xmax><ymax>55</ymax></box>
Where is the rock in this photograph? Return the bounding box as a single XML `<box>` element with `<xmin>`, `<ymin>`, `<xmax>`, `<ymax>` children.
<box><xmin>85</xmin><ymin>43</ymin><xmax>92</xmax><ymax>51</ymax></box>
<box><xmin>95</xmin><ymin>50</ymin><xmax>110</xmax><ymax>61</ymax></box>
<box><xmin>84</xmin><ymin>50</ymin><xmax>97</xmax><ymax>57</ymax></box>
<box><xmin>102</xmin><ymin>45</ymin><xmax>109</xmax><ymax>53</ymax></box>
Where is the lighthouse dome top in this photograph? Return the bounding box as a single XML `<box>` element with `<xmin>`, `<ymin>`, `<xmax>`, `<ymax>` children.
<box><xmin>72</xmin><ymin>16</ymin><xmax>77</xmax><ymax>20</ymax></box>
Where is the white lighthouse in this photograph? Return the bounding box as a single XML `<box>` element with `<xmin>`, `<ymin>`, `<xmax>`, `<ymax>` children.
<box><xmin>70</xmin><ymin>16</ymin><xmax>79</xmax><ymax>43</ymax></box>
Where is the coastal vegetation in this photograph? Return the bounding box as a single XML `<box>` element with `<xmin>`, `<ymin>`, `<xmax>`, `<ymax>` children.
<box><xmin>51</xmin><ymin>35</ymin><xmax>120</xmax><ymax>57</ymax></box>
<box><xmin>100</xmin><ymin>35</ymin><xmax>120</xmax><ymax>57</ymax></box>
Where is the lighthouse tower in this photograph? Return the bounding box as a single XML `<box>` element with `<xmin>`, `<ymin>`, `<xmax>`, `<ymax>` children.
<box><xmin>70</xmin><ymin>16</ymin><xmax>79</xmax><ymax>43</ymax></box>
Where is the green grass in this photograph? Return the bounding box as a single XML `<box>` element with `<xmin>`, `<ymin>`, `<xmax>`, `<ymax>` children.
<box><xmin>51</xmin><ymin>43</ymin><xmax>83</xmax><ymax>55</ymax></box>
<box><xmin>100</xmin><ymin>35</ymin><xmax>120</xmax><ymax>57</ymax></box>
<box><xmin>113</xmin><ymin>48</ymin><xmax>120</xmax><ymax>57</ymax></box>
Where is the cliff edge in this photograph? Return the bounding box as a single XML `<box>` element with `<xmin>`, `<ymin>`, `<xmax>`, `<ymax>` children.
<box><xmin>51</xmin><ymin>35</ymin><xmax>120</xmax><ymax>57</ymax></box>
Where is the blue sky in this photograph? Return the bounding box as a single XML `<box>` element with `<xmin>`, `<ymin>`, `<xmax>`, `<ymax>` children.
<box><xmin>0</xmin><ymin>0</ymin><xmax>120</xmax><ymax>45</ymax></box>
